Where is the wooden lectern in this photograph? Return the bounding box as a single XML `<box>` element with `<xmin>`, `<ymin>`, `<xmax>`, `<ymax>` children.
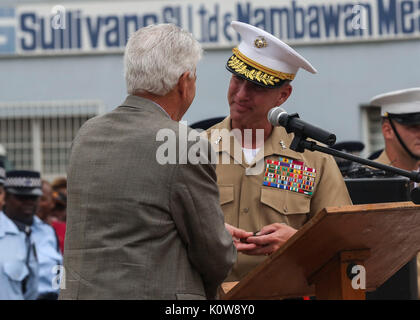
<box><xmin>221</xmin><ymin>202</ymin><xmax>420</xmax><ymax>300</ymax></box>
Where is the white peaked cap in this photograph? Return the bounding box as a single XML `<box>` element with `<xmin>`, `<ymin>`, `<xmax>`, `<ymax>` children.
<box><xmin>226</xmin><ymin>21</ymin><xmax>317</xmax><ymax>88</ymax></box>
<box><xmin>370</xmin><ymin>88</ymin><xmax>420</xmax><ymax>116</ymax></box>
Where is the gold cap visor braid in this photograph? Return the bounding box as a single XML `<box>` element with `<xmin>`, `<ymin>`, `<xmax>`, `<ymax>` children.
<box><xmin>226</xmin><ymin>47</ymin><xmax>295</xmax><ymax>88</ymax></box>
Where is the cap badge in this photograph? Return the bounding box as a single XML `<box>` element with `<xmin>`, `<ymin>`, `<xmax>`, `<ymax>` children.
<box><xmin>254</xmin><ymin>36</ymin><xmax>267</xmax><ymax>49</ymax></box>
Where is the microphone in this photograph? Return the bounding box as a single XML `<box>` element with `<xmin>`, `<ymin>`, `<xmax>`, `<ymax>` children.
<box><xmin>268</xmin><ymin>107</ymin><xmax>336</xmax><ymax>146</ymax></box>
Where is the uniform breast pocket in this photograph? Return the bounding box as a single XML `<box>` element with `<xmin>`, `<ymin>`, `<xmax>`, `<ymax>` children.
<box><xmin>218</xmin><ymin>184</ymin><xmax>235</xmax><ymax>224</ymax></box>
<box><xmin>2</xmin><ymin>261</ymin><xmax>29</xmax><ymax>282</ymax></box>
<box><xmin>260</xmin><ymin>187</ymin><xmax>311</xmax><ymax>230</ymax></box>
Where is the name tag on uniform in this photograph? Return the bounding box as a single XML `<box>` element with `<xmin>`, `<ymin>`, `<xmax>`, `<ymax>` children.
<box><xmin>262</xmin><ymin>157</ymin><xmax>316</xmax><ymax>196</ymax></box>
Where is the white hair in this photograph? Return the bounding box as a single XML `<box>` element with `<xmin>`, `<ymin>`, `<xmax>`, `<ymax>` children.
<box><xmin>124</xmin><ymin>24</ymin><xmax>203</xmax><ymax>96</ymax></box>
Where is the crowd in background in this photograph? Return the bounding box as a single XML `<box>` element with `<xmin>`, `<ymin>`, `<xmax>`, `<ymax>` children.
<box><xmin>0</xmin><ymin>164</ymin><xmax>67</xmax><ymax>300</ymax></box>
<box><xmin>37</xmin><ymin>178</ymin><xmax>67</xmax><ymax>253</ymax></box>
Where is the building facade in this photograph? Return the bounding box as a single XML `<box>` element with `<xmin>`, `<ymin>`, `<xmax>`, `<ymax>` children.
<box><xmin>1</xmin><ymin>0</ymin><xmax>419</xmax><ymax>178</ymax></box>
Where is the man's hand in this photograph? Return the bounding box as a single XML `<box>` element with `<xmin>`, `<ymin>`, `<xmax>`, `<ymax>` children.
<box><xmin>225</xmin><ymin>223</ymin><xmax>258</xmax><ymax>252</ymax></box>
<box><xmin>240</xmin><ymin>223</ymin><xmax>297</xmax><ymax>256</ymax></box>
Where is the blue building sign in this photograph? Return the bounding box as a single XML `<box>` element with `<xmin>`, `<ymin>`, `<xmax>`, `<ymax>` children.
<box><xmin>0</xmin><ymin>7</ymin><xmax>16</xmax><ymax>54</ymax></box>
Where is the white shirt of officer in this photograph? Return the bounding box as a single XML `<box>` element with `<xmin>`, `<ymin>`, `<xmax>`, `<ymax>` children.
<box><xmin>0</xmin><ymin>211</ymin><xmax>39</xmax><ymax>300</ymax></box>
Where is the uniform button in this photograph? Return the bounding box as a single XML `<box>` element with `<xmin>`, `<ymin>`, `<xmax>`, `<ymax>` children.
<box><xmin>242</xmin><ymin>208</ymin><xmax>249</xmax><ymax>213</ymax></box>
<box><xmin>283</xmin><ymin>206</ymin><xmax>288</xmax><ymax>213</ymax></box>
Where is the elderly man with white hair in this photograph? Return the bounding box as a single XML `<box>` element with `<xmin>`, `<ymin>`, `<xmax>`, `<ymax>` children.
<box><xmin>60</xmin><ymin>24</ymin><xmax>238</xmax><ymax>300</ymax></box>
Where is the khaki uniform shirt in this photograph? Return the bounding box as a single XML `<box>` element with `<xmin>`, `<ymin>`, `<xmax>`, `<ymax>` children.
<box><xmin>206</xmin><ymin>117</ymin><xmax>352</xmax><ymax>281</ymax></box>
<box><xmin>375</xmin><ymin>149</ymin><xmax>420</xmax><ymax>298</ymax></box>
<box><xmin>376</xmin><ymin>150</ymin><xmax>392</xmax><ymax>166</ymax></box>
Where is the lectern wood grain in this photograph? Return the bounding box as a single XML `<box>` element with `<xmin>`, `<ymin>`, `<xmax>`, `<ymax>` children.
<box><xmin>222</xmin><ymin>202</ymin><xmax>420</xmax><ymax>300</ymax></box>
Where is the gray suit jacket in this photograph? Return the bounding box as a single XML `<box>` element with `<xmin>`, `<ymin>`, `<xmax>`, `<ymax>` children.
<box><xmin>60</xmin><ymin>95</ymin><xmax>236</xmax><ymax>300</ymax></box>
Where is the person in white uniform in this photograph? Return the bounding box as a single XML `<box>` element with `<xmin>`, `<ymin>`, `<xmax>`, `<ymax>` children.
<box><xmin>370</xmin><ymin>87</ymin><xmax>420</xmax><ymax>298</ymax></box>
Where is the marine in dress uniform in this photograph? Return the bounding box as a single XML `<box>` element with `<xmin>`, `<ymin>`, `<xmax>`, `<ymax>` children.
<box><xmin>369</xmin><ymin>88</ymin><xmax>420</xmax><ymax>298</ymax></box>
<box><xmin>370</xmin><ymin>88</ymin><xmax>420</xmax><ymax>170</ymax></box>
<box><xmin>207</xmin><ymin>21</ymin><xmax>352</xmax><ymax>281</ymax></box>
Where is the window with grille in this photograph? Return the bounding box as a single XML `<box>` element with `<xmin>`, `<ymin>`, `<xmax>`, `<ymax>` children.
<box><xmin>360</xmin><ymin>105</ymin><xmax>384</xmax><ymax>159</ymax></box>
<box><xmin>0</xmin><ymin>100</ymin><xmax>104</xmax><ymax>180</ymax></box>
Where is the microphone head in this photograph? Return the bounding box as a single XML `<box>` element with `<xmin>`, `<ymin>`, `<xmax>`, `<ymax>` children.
<box><xmin>268</xmin><ymin>107</ymin><xmax>287</xmax><ymax>126</ymax></box>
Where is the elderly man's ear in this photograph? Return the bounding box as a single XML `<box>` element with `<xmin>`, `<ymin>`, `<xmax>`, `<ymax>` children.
<box><xmin>177</xmin><ymin>71</ymin><xmax>195</xmax><ymax>99</ymax></box>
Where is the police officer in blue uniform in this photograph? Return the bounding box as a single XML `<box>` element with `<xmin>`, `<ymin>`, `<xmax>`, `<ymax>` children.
<box><xmin>1</xmin><ymin>170</ymin><xmax>62</xmax><ymax>300</ymax></box>
<box><xmin>0</xmin><ymin>170</ymin><xmax>39</xmax><ymax>299</ymax></box>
